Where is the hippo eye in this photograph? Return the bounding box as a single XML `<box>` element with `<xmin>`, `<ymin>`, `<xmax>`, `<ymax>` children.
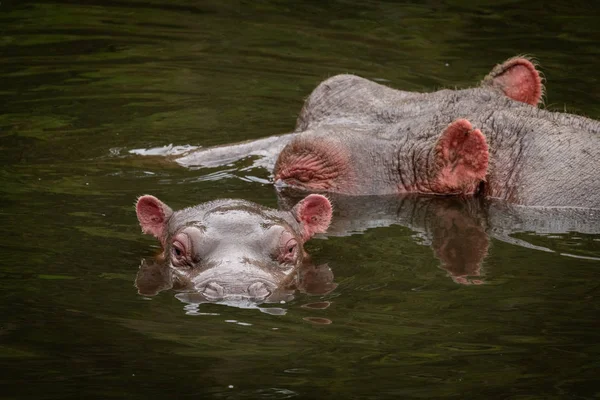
<box><xmin>280</xmin><ymin>238</ymin><xmax>298</xmax><ymax>264</ymax></box>
<box><xmin>287</xmin><ymin>242</ymin><xmax>297</xmax><ymax>253</ymax></box>
<box><xmin>171</xmin><ymin>240</ymin><xmax>186</xmax><ymax>262</ymax></box>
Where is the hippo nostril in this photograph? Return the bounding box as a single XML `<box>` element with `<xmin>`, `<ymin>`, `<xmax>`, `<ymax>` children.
<box><xmin>248</xmin><ymin>282</ymin><xmax>271</xmax><ymax>301</ymax></box>
<box><xmin>202</xmin><ymin>282</ymin><xmax>224</xmax><ymax>301</ymax></box>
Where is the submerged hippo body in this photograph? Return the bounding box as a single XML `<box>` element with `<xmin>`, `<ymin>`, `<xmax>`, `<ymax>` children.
<box><xmin>135</xmin><ymin>194</ymin><xmax>333</xmax><ymax>303</ymax></box>
<box><xmin>175</xmin><ymin>57</ymin><xmax>600</xmax><ymax>209</ymax></box>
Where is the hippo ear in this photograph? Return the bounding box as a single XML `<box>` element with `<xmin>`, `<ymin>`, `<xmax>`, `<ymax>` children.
<box><xmin>431</xmin><ymin>119</ymin><xmax>489</xmax><ymax>194</ymax></box>
<box><xmin>136</xmin><ymin>195</ymin><xmax>173</xmax><ymax>243</ymax></box>
<box><xmin>292</xmin><ymin>194</ymin><xmax>332</xmax><ymax>240</ymax></box>
<box><xmin>482</xmin><ymin>56</ymin><xmax>543</xmax><ymax>106</ymax></box>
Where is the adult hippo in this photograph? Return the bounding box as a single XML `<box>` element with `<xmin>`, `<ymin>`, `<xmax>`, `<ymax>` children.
<box><xmin>134</xmin><ymin>193</ymin><xmax>334</xmax><ymax>304</ymax></box>
<box><xmin>172</xmin><ymin>57</ymin><xmax>600</xmax><ymax>209</ymax></box>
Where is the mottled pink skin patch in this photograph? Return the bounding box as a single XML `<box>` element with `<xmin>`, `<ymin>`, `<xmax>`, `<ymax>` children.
<box><xmin>486</xmin><ymin>57</ymin><xmax>542</xmax><ymax>106</ymax></box>
<box><xmin>274</xmin><ymin>138</ymin><xmax>353</xmax><ymax>192</ymax></box>
<box><xmin>292</xmin><ymin>194</ymin><xmax>332</xmax><ymax>241</ymax></box>
<box><xmin>431</xmin><ymin>119</ymin><xmax>489</xmax><ymax>194</ymax></box>
<box><xmin>136</xmin><ymin>195</ymin><xmax>172</xmax><ymax>246</ymax></box>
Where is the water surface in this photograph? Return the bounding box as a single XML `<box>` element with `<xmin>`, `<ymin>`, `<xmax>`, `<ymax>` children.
<box><xmin>1</xmin><ymin>1</ymin><xmax>599</xmax><ymax>399</ymax></box>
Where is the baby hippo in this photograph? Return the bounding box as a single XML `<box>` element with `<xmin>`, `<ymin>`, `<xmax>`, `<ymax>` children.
<box><xmin>135</xmin><ymin>194</ymin><xmax>332</xmax><ymax>303</ymax></box>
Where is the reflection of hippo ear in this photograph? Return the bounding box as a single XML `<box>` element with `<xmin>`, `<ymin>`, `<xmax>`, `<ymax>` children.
<box><xmin>298</xmin><ymin>263</ymin><xmax>337</xmax><ymax>295</ymax></box>
<box><xmin>481</xmin><ymin>56</ymin><xmax>543</xmax><ymax>106</ymax></box>
<box><xmin>292</xmin><ymin>194</ymin><xmax>333</xmax><ymax>240</ymax></box>
<box><xmin>135</xmin><ymin>195</ymin><xmax>173</xmax><ymax>245</ymax></box>
<box><xmin>430</xmin><ymin>119</ymin><xmax>489</xmax><ymax>195</ymax></box>
<box><xmin>429</xmin><ymin>199</ymin><xmax>489</xmax><ymax>285</ymax></box>
<box><xmin>276</xmin><ymin>187</ymin><xmax>311</xmax><ymax>212</ymax></box>
<box><xmin>135</xmin><ymin>258</ymin><xmax>174</xmax><ymax>297</ymax></box>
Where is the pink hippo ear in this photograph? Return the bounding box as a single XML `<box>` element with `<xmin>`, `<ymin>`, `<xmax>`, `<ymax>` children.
<box><xmin>431</xmin><ymin>119</ymin><xmax>489</xmax><ymax>195</ymax></box>
<box><xmin>482</xmin><ymin>56</ymin><xmax>543</xmax><ymax>106</ymax></box>
<box><xmin>291</xmin><ymin>194</ymin><xmax>333</xmax><ymax>241</ymax></box>
<box><xmin>135</xmin><ymin>195</ymin><xmax>173</xmax><ymax>244</ymax></box>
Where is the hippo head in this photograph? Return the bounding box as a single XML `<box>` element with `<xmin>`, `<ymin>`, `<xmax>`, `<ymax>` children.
<box><xmin>135</xmin><ymin>194</ymin><xmax>332</xmax><ymax>303</ymax></box>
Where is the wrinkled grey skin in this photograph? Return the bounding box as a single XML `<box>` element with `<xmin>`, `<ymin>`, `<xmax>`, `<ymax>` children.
<box><xmin>135</xmin><ymin>196</ymin><xmax>334</xmax><ymax>306</ymax></box>
<box><xmin>284</xmin><ymin>74</ymin><xmax>600</xmax><ymax>206</ymax></box>
<box><xmin>174</xmin><ymin>59</ymin><xmax>600</xmax><ymax>208</ymax></box>
<box><xmin>277</xmin><ymin>189</ymin><xmax>600</xmax><ymax>285</ymax></box>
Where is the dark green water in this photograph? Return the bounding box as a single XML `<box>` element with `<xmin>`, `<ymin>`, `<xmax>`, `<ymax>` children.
<box><xmin>1</xmin><ymin>1</ymin><xmax>599</xmax><ymax>398</ymax></box>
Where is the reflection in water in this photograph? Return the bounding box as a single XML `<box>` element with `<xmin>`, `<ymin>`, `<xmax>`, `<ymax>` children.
<box><xmin>301</xmin><ymin>301</ymin><xmax>331</xmax><ymax>310</ymax></box>
<box><xmin>137</xmin><ymin>189</ymin><xmax>600</xmax><ymax>318</ymax></box>
<box><xmin>278</xmin><ymin>189</ymin><xmax>600</xmax><ymax>285</ymax></box>
<box><xmin>135</xmin><ymin>257</ymin><xmax>336</xmax><ymax>314</ymax></box>
<box><xmin>302</xmin><ymin>317</ymin><xmax>333</xmax><ymax>325</ymax></box>
<box><xmin>176</xmin><ymin>291</ymin><xmax>288</xmax><ymax>316</ymax></box>
<box><xmin>428</xmin><ymin>198</ymin><xmax>488</xmax><ymax>285</ymax></box>
<box><xmin>2</xmin><ymin>0</ymin><xmax>599</xmax><ymax>397</ymax></box>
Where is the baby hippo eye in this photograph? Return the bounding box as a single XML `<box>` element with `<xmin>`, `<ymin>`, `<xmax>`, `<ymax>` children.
<box><xmin>172</xmin><ymin>243</ymin><xmax>183</xmax><ymax>258</ymax></box>
<box><xmin>280</xmin><ymin>238</ymin><xmax>298</xmax><ymax>264</ymax></box>
<box><xmin>287</xmin><ymin>241</ymin><xmax>297</xmax><ymax>254</ymax></box>
<box><xmin>170</xmin><ymin>233</ymin><xmax>191</xmax><ymax>267</ymax></box>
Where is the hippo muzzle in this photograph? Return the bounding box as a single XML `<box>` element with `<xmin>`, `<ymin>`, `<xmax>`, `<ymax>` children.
<box><xmin>196</xmin><ymin>280</ymin><xmax>276</xmax><ymax>302</ymax></box>
<box><xmin>191</xmin><ymin>265</ymin><xmax>283</xmax><ymax>302</ymax></box>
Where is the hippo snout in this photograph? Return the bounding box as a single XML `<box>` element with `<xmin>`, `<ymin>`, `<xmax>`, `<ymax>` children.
<box><xmin>247</xmin><ymin>281</ymin><xmax>271</xmax><ymax>300</ymax></box>
<box><xmin>197</xmin><ymin>280</ymin><xmax>274</xmax><ymax>302</ymax></box>
<box><xmin>201</xmin><ymin>281</ymin><xmax>225</xmax><ymax>301</ymax></box>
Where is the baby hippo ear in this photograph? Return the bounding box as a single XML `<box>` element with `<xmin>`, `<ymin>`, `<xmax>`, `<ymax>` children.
<box><xmin>482</xmin><ymin>56</ymin><xmax>543</xmax><ymax>106</ymax></box>
<box><xmin>136</xmin><ymin>195</ymin><xmax>173</xmax><ymax>243</ymax></box>
<box><xmin>292</xmin><ymin>194</ymin><xmax>332</xmax><ymax>241</ymax></box>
